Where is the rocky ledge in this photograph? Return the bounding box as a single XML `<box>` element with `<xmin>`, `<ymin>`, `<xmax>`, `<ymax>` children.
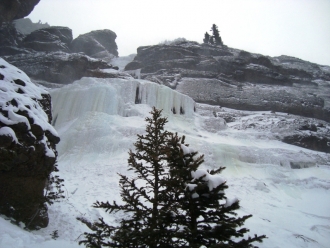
<box><xmin>0</xmin><ymin>58</ymin><xmax>59</xmax><ymax>229</ymax></box>
<box><xmin>125</xmin><ymin>41</ymin><xmax>330</xmax><ymax>122</ymax></box>
<box><xmin>0</xmin><ymin>21</ymin><xmax>122</xmax><ymax>84</ymax></box>
<box><xmin>4</xmin><ymin>51</ymin><xmax>126</xmax><ymax>84</ymax></box>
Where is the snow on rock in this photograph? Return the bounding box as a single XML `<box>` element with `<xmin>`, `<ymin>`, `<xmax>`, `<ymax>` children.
<box><xmin>0</xmin><ymin>58</ymin><xmax>60</xmax><ymax>229</ymax></box>
<box><xmin>0</xmin><ymin>58</ymin><xmax>57</xmax><ymax>135</ymax></box>
<box><xmin>0</xmin><ymin>126</ymin><xmax>18</xmax><ymax>144</ymax></box>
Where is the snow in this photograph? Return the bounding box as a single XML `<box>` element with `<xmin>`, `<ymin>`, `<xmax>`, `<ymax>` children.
<box><xmin>186</xmin><ymin>183</ymin><xmax>197</xmax><ymax>191</ymax></box>
<box><xmin>224</xmin><ymin>196</ymin><xmax>238</xmax><ymax>208</ymax></box>
<box><xmin>0</xmin><ymin>58</ymin><xmax>58</xmax><ymax>135</ymax></box>
<box><xmin>0</xmin><ymin>126</ymin><xmax>18</xmax><ymax>143</ymax></box>
<box><xmin>180</xmin><ymin>143</ymin><xmax>195</xmax><ymax>155</ymax></box>
<box><xmin>191</xmin><ymin>169</ymin><xmax>226</xmax><ymax>190</ymax></box>
<box><xmin>1</xmin><ymin>56</ymin><xmax>330</xmax><ymax>248</ymax></box>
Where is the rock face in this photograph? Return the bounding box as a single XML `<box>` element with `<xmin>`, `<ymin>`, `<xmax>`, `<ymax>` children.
<box><xmin>0</xmin><ymin>0</ymin><xmax>40</xmax><ymax>25</ymax></box>
<box><xmin>125</xmin><ymin>41</ymin><xmax>330</xmax><ymax>122</ymax></box>
<box><xmin>210</xmin><ymin>105</ymin><xmax>330</xmax><ymax>154</ymax></box>
<box><xmin>0</xmin><ymin>58</ymin><xmax>60</xmax><ymax>229</ymax></box>
<box><xmin>21</xmin><ymin>26</ymin><xmax>73</xmax><ymax>52</ymax></box>
<box><xmin>70</xmin><ymin>29</ymin><xmax>118</xmax><ymax>58</ymax></box>
<box><xmin>1</xmin><ymin>25</ymin><xmax>120</xmax><ymax>83</ymax></box>
<box><xmin>5</xmin><ymin>52</ymin><xmax>118</xmax><ymax>84</ymax></box>
<box><xmin>0</xmin><ymin>23</ymin><xmax>29</xmax><ymax>57</ymax></box>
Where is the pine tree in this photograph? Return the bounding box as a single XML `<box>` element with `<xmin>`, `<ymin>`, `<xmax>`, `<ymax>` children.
<box><xmin>80</xmin><ymin>107</ymin><xmax>177</xmax><ymax>247</ymax></box>
<box><xmin>203</xmin><ymin>32</ymin><xmax>210</xmax><ymax>44</ymax></box>
<box><xmin>164</xmin><ymin>133</ymin><xmax>266</xmax><ymax>247</ymax></box>
<box><xmin>210</xmin><ymin>24</ymin><xmax>223</xmax><ymax>46</ymax></box>
<box><xmin>80</xmin><ymin>108</ymin><xmax>266</xmax><ymax>247</ymax></box>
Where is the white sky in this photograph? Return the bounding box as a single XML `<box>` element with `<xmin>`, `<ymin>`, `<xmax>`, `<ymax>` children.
<box><xmin>28</xmin><ymin>0</ymin><xmax>330</xmax><ymax>66</ymax></box>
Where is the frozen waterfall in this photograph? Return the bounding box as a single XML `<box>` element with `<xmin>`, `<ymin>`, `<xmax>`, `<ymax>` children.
<box><xmin>51</xmin><ymin>77</ymin><xmax>195</xmax><ymax>128</ymax></box>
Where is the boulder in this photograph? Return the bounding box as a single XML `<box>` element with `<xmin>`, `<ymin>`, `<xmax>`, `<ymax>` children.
<box><xmin>0</xmin><ymin>58</ymin><xmax>59</xmax><ymax>229</ymax></box>
<box><xmin>21</xmin><ymin>27</ymin><xmax>72</xmax><ymax>52</ymax></box>
<box><xmin>70</xmin><ymin>29</ymin><xmax>118</xmax><ymax>58</ymax></box>
<box><xmin>5</xmin><ymin>51</ymin><xmax>116</xmax><ymax>84</ymax></box>
<box><xmin>0</xmin><ymin>0</ymin><xmax>40</xmax><ymax>25</ymax></box>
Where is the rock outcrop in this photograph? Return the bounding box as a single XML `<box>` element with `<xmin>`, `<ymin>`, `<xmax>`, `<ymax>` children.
<box><xmin>125</xmin><ymin>41</ymin><xmax>330</xmax><ymax>122</ymax></box>
<box><xmin>0</xmin><ymin>23</ymin><xmax>29</xmax><ymax>57</ymax></box>
<box><xmin>0</xmin><ymin>58</ymin><xmax>60</xmax><ymax>229</ymax></box>
<box><xmin>0</xmin><ymin>0</ymin><xmax>40</xmax><ymax>25</ymax></box>
<box><xmin>1</xmin><ymin>24</ymin><xmax>121</xmax><ymax>84</ymax></box>
<box><xmin>21</xmin><ymin>26</ymin><xmax>73</xmax><ymax>52</ymax></box>
<box><xmin>4</xmin><ymin>52</ymin><xmax>119</xmax><ymax>84</ymax></box>
<box><xmin>70</xmin><ymin>29</ymin><xmax>118</xmax><ymax>59</ymax></box>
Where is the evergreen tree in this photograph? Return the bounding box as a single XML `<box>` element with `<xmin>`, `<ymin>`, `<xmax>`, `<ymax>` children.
<box><xmin>80</xmin><ymin>107</ymin><xmax>177</xmax><ymax>247</ymax></box>
<box><xmin>203</xmin><ymin>32</ymin><xmax>210</xmax><ymax>44</ymax></box>
<box><xmin>210</xmin><ymin>24</ymin><xmax>223</xmax><ymax>46</ymax></box>
<box><xmin>80</xmin><ymin>107</ymin><xmax>266</xmax><ymax>247</ymax></box>
<box><xmin>164</xmin><ymin>133</ymin><xmax>266</xmax><ymax>247</ymax></box>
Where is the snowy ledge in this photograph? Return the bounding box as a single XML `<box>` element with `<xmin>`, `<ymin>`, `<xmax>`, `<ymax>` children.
<box><xmin>0</xmin><ymin>58</ymin><xmax>58</xmax><ymax>157</ymax></box>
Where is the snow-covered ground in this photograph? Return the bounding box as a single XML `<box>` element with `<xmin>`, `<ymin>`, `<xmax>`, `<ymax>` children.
<box><xmin>1</xmin><ymin>58</ymin><xmax>330</xmax><ymax>248</ymax></box>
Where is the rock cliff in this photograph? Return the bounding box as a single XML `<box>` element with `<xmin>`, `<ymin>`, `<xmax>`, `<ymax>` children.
<box><xmin>0</xmin><ymin>0</ymin><xmax>40</xmax><ymax>25</ymax></box>
<box><xmin>125</xmin><ymin>41</ymin><xmax>330</xmax><ymax>122</ymax></box>
<box><xmin>0</xmin><ymin>58</ymin><xmax>60</xmax><ymax>229</ymax></box>
<box><xmin>0</xmin><ymin>24</ymin><xmax>121</xmax><ymax>83</ymax></box>
<box><xmin>70</xmin><ymin>29</ymin><xmax>118</xmax><ymax>59</ymax></box>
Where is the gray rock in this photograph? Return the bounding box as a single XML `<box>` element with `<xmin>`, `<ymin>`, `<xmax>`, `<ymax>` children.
<box><xmin>126</xmin><ymin>41</ymin><xmax>330</xmax><ymax>122</ymax></box>
<box><xmin>0</xmin><ymin>0</ymin><xmax>40</xmax><ymax>25</ymax></box>
<box><xmin>0</xmin><ymin>59</ymin><xmax>59</xmax><ymax>229</ymax></box>
<box><xmin>70</xmin><ymin>29</ymin><xmax>118</xmax><ymax>58</ymax></box>
<box><xmin>0</xmin><ymin>23</ymin><xmax>29</xmax><ymax>56</ymax></box>
<box><xmin>21</xmin><ymin>27</ymin><xmax>72</xmax><ymax>52</ymax></box>
<box><xmin>5</xmin><ymin>52</ymin><xmax>114</xmax><ymax>84</ymax></box>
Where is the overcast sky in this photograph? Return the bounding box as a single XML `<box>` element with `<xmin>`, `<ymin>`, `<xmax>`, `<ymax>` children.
<box><xmin>28</xmin><ymin>0</ymin><xmax>330</xmax><ymax>66</ymax></box>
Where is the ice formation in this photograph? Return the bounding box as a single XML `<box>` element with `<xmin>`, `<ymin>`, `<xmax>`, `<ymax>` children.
<box><xmin>51</xmin><ymin>77</ymin><xmax>196</xmax><ymax>128</ymax></box>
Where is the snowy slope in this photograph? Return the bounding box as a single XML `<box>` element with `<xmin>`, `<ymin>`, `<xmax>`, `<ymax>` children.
<box><xmin>1</xmin><ymin>64</ymin><xmax>330</xmax><ymax>248</ymax></box>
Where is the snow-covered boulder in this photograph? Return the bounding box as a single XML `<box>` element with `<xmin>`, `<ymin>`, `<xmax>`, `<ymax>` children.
<box><xmin>0</xmin><ymin>58</ymin><xmax>59</xmax><ymax>229</ymax></box>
